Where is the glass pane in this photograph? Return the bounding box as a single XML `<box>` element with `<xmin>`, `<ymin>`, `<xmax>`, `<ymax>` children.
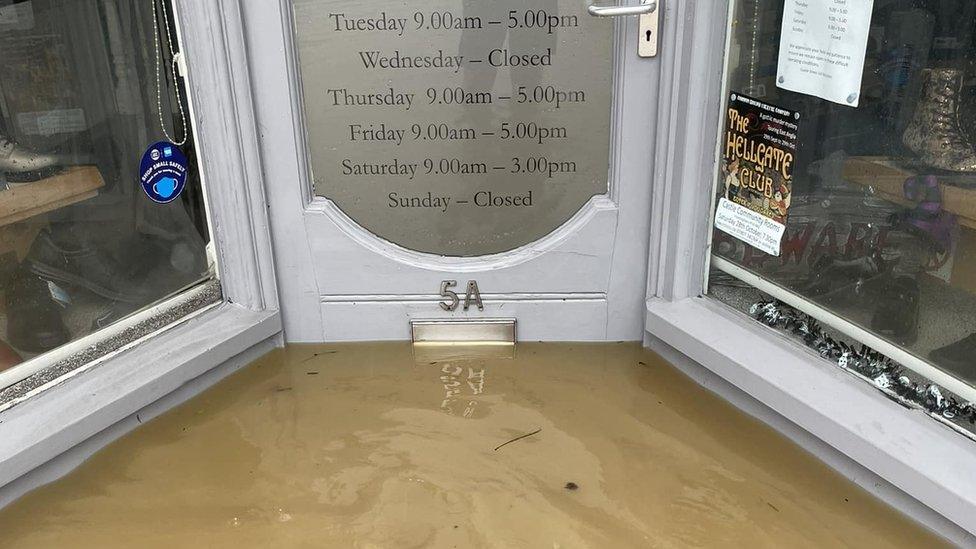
<box><xmin>710</xmin><ymin>0</ymin><xmax>976</xmax><ymax>388</ymax></box>
<box><xmin>0</xmin><ymin>0</ymin><xmax>212</xmax><ymax>372</ymax></box>
<box><xmin>293</xmin><ymin>0</ymin><xmax>613</xmax><ymax>256</ymax></box>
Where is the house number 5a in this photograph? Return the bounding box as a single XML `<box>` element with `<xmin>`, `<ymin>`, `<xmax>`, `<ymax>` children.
<box><xmin>439</xmin><ymin>280</ymin><xmax>484</xmax><ymax>312</ymax></box>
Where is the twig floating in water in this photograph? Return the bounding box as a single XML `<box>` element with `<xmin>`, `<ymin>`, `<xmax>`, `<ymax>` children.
<box><xmin>494</xmin><ymin>428</ymin><xmax>542</xmax><ymax>451</ymax></box>
<box><xmin>300</xmin><ymin>351</ymin><xmax>338</xmax><ymax>364</ymax></box>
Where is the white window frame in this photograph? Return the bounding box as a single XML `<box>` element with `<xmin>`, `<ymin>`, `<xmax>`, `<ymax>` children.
<box><xmin>0</xmin><ymin>0</ymin><xmax>281</xmax><ymax>506</ymax></box>
<box><xmin>645</xmin><ymin>0</ymin><xmax>976</xmax><ymax>542</ymax></box>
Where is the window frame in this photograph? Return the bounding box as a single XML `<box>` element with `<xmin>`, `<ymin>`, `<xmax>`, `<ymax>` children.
<box><xmin>645</xmin><ymin>0</ymin><xmax>976</xmax><ymax>541</ymax></box>
<box><xmin>0</xmin><ymin>0</ymin><xmax>281</xmax><ymax>502</ymax></box>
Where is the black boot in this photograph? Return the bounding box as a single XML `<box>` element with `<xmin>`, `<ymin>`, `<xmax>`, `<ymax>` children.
<box><xmin>870</xmin><ymin>275</ymin><xmax>919</xmax><ymax>346</ymax></box>
<box><xmin>25</xmin><ymin>230</ymin><xmax>151</xmax><ymax>304</ymax></box>
<box><xmin>4</xmin><ymin>267</ymin><xmax>70</xmax><ymax>353</ymax></box>
<box><xmin>803</xmin><ymin>251</ymin><xmax>888</xmax><ymax>297</ymax></box>
<box><xmin>930</xmin><ymin>334</ymin><xmax>976</xmax><ymax>372</ymax></box>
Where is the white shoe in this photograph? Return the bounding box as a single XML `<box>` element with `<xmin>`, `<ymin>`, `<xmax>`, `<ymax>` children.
<box><xmin>0</xmin><ymin>137</ymin><xmax>65</xmax><ymax>179</ymax></box>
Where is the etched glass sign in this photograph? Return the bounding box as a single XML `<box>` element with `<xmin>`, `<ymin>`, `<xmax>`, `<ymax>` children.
<box><xmin>293</xmin><ymin>0</ymin><xmax>613</xmax><ymax>256</ymax></box>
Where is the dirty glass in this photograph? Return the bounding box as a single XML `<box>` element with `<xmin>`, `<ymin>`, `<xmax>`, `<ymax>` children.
<box><xmin>709</xmin><ymin>0</ymin><xmax>976</xmax><ymax>388</ymax></box>
<box><xmin>0</xmin><ymin>0</ymin><xmax>212</xmax><ymax>374</ymax></box>
<box><xmin>293</xmin><ymin>0</ymin><xmax>613</xmax><ymax>256</ymax></box>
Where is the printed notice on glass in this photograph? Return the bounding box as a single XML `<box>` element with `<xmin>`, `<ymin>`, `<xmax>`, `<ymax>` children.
<box><xmin>776</xmin><ymin>0</ymin><xmax>875</xmax><ymax>107</ymax></box>
<box><xmin>714</xmin><ymin>198</ymin><xmax>786</xmax><ymax>257</ymax></box>
<box><xmin>716</xmin><ymin>92</ymin><xmax>796</xmax><ymax>256</ymax></box>
<box><xmin>293</xmin><ymin>0</ymin><xmax>613</xmax><ymax>256</ymax></box>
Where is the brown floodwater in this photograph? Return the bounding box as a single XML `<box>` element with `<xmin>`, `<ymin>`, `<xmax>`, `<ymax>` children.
<box><xmin>0</xmin><ymin>343</ymin><xmax>948</xmax><ymax>548</ymax></box>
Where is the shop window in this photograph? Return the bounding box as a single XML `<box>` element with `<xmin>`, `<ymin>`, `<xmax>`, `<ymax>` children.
<box><xmin>0</xmin><ymin>1</ymin><xmax>213</xmax><ymax>378</ymax></box>
<box><xmin>708</xmin><ymin>2</ymin><xmax>976</xmax><ymax>404</ymax></box>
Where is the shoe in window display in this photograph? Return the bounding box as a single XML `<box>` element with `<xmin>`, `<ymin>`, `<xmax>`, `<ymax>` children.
<box><xmin>4</xmin><ymin>267</ymin><xmax>70</xmax><ymax>354</ymax></box>
<box><xmin>25</xmin><ymin>230</ymin><xmax>152</xmax><ymax>304</ymax></box>
<box><xmin>802</xmin><ymin>250</ymin><xmax>889</xmax><ymax>298</ymax></box>
<box><xmin>0</xmin><ymin>138</ymin><xmax>67</xmax><ymax>183</ymax></box>
<box><xmin>116</xmin><ymin>233</ymin><xmax>210</xmax><ymax>299</ymax></box>
<box><xmin>870</xmin><ymin>275</ymin><xmax>919</xmax><ymax>346</ymax></box>
<box><xmin>902</xmin><ymin>68</ymin><xmax>976</xmax><ymax>173</ymax></box>
<box><xmin>930</xmin><ymin>333</ymin><xmax>976</xmax><ymax>372</ymax></box>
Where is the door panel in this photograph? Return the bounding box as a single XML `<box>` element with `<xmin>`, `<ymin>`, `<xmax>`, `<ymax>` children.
<box><xmin>321</xmin><ymin>299</ymin><xmax>609</xmax><ymax>341</ymax></box>
<box><xmin>265</xmin><ymin>0</ymin><xmax>659</xmax><ymax>342</ymax></box>
<box><xmin>307</xmin><ymin>196</ymin><xmax>616</xmax><ymax>294</ymax></box>
<box><xmin>293</xmin><ymin>0</ymin><xmax>615</xmax><ymax>256</ymax></box>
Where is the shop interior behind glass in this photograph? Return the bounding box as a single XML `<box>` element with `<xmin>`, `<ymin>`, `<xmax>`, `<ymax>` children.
<box><xmin>0</xmin><ymin>0</ymin><xmax>211</xmax><ymax>372</ymax></box>
<box><xmin>710</xmin><ymin>1</ymin><xmax>976</xmax><ymax>397</ymax></box>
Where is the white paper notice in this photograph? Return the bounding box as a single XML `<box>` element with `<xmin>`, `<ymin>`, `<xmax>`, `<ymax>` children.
<box><xmin>776</xmin><ymin>0</ymin><xmax>875</xmax><ymax>107</ymax></box>
<box><xmin>16</xmin><ymin>109</ymin><xmax>87</xmax><ymax>137</ymax></box>
<box><xmin>714</xmin><ymin>198</ymin><xmax>786</xmax><ymax>256</ymax></box>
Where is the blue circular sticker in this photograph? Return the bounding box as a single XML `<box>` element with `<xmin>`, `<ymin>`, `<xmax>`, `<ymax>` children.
<box><xmin>140</xmin><ymin>141</ymin><xmax>187</xmax><ymax>203</ymax></box>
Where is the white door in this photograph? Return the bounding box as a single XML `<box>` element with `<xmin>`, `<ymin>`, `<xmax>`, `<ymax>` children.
<box><xmin>251</xmin><ymin>0</ymin><xmax>661</xmax><ymax>342</ymax></box>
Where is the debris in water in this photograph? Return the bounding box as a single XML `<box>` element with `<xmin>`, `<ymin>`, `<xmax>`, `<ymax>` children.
<box><xmin>300</xmin><ymin>351</ymin><xmax>338</xmax><ymax>364</ymax></box>
<box><xmin>494</xmin><ymin>428</ymin><xmax>542</xmax><ymax>451</ymax></box>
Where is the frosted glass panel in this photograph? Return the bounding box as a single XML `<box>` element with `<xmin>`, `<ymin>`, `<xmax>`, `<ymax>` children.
<box><xmin>294</xmin><ymin>0</ymin><xmax>613</xmax><ymax>256</ymax></box>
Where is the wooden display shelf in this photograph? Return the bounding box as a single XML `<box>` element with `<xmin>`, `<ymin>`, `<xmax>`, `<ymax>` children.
<box><xmin>0</xmin><ymin>166</ymin><xmax>104</xmax><ymax>228</ymax></box>
<box><xmin>842</xmin><ymin>156</ymin><xmax>976</xmax><ymax>230</ymax></box>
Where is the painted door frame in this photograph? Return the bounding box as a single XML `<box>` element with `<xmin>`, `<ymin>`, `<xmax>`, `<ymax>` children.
<box><xmin>252</xmin><ymin>0</ymin><xmax>661</xmax><ymax>342</ymax></box>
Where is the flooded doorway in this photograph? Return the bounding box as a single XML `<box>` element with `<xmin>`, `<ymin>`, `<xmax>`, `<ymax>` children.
<box><xmin>0</xmin><ymin>343</ymin><xmax>946</xmax><ymax>547</ymax></box>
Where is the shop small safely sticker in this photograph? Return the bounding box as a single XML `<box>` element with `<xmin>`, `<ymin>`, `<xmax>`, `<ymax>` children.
<box><xmin>140</xmin><ymin>141</ymin><xmax>188</xmax><ymax>204</ymax></box>
<box><xmin>714</xmin><ymin>198</ymin><xmax>786</xmax><ymax>256</ymax></box>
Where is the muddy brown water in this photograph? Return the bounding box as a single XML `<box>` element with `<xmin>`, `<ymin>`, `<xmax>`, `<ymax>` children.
<box><xmin>0</xmin><ymin>343</ymin><xmax>948</xmax><ymax>548</ymax></box>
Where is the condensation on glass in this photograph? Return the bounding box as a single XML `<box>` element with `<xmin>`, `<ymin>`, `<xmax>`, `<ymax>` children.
<box><xmin>293</xmin><ymin>0</ymin><xmax>613</xmax><ymax>256</ymax></box>
<box><xmin>709</xmin><ymin>0</ymin><xmax>976</xmax><ymax>389</ymax></box>
<box><xmin>0</xmin><ymin>0</ymin><xmax>212</xmax><ymax>375</ymax></box>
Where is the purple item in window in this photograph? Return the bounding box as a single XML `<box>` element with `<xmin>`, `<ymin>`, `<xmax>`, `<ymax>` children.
<box><xmin>901</xmin><ymin>175</ymin><xmax>957</xmax><ymax>253</ymax></box>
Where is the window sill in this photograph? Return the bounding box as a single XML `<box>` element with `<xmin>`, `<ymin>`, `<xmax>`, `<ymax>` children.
<box><xmin>0</xmin><ymin>302</ymin><xmax>280</xmax><ymax>503</ymax></box>
<box><xmin>0</xmin><ymin>280</ymin><xmax>224</xmax><ymax>400</ymax></box>
<box><xmin>646</xmin><ymin>296</ymin><xmax>976</xmax><ymax>538</ymax></box>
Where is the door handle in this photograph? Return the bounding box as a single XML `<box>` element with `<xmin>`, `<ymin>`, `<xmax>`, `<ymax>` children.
<box><xmin>587</xmin><ymin>1</ymin><xmax>656</xmax><ymax>17</ymax></box>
